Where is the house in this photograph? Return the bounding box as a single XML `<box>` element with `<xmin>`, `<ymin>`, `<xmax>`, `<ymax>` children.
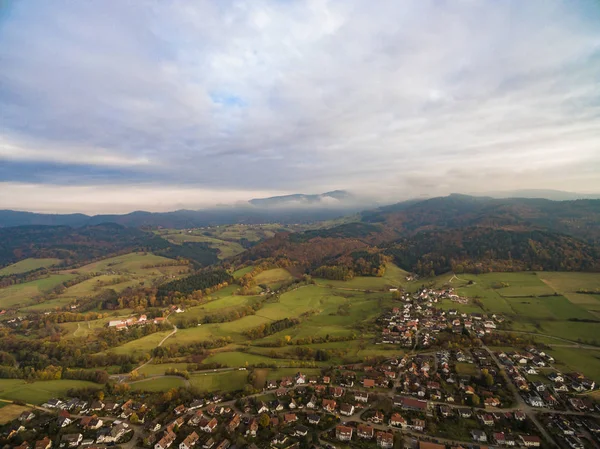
<box><xmin>284</xmin><ymin>413</ymin><xmax>298</xmax><ymax>424</ymax></box>
<box><xmin>19</xmin><ymin>411</ymin><xmax>35</xmax><ymax>422</ymax></box>
<box><xmin>514</xmin><ymin>411</ymin><xmax>527</xmax><ymax>421</ymax></box>
<box><xmin>15</xmin><ymin>443</ymin><xmax>31</xmax><ymax>449</ymax></box>
<box><xmin>358</xmin><ymin>424</ymin><xmax>374</xmax><ymax>439</ymax></box>
<box><xmin>155</xmin><ymin>431</ymin><xmax>177</xmax><ymax>449</ymax></box>
<box><xmin>80</xmin><ymin>415</ymin><xmax>103</xmax><ymax>430</ymax></box>
<box><xmin>35</xmin><ymin>438</ymin><xmax>52</xmax><ymax>449</ymax></box>
<box><xmin>376</xmin><ymin>432</ymin><xmax>394</xmax><ymax>449</ymax></box>
<box><xmin>190</xmin><ymin>399</ymin><xmax>205</xmax><ymax>410</ymax></box>
<box><xmin>215</xmin><ymin>439</ymin><xmax>230</xmax><ymax>449</ymax></box>
<box><xmin>174</xmin><ymin>404</ymin><xmax>186</xmax><ymax>415</ymax></box>
<box><xmin>200</xmin><ymin>418</ymin><xmax>218</xmax><ymax>433</ymax></box>
<box><xmin>203</xmin><ymin>438</ymin><xmax>215</xmax><ymax>449</ymax></box>
<box><xmin>355</xmin><ymin>391</ymin><xmax>369</xmax><ymax>403</ymax></box>
<box><xmin>390</xmin><ymin>413</ymin><xmax>407</xmax><ymax>428</ymax></box>
<box><xmin>180</xmin><ymin>432</ymin><xmax>200</xmax><ymax>449</ymax></box>
<box><xmin>246</xmin><ymin>418</ymin><xmax>259</xmax><ymax>437</ymax></box>
<box><xmin>322</xmin><ymin>376</ymin><xmax>331</xmax><ymax>384</ymax></box>
<box><xmin>57</xmin><ymin>416</ymin><xmax>72</xmax><ymax>428</ymax></box>
<box><xmin>294</xmin><ymin>425</ymin><xmax>309</xmax><ymax>437</ymax></box>
<box><xmin>306</xmin><ymin>395</ymin><xmax>317</xmax><ymax>409</ymax></box>
<box><xmin>519</xmin><ymin>436</ymin><xmax>541</xmax><ymax>447</ymax></box>
<box><xmin>272</xmin><ymin>435</ymin><xmax>288</xmax><ymax>445</ymax></box>
<box><xmin>336</xmin><ymin>425</ymin><xmax>353</xmax><ymax>441</ymax></box>
<box><xmin>227</xmin><ymin>414</ymin><xmax>240</xmax><ymax>432</ymax></box>
<box><xmin>331</xmin><ymin>386</ymin><xmax>344</xmax><ymax>398</ymax></box>
<box><xmin>411</xmin><ymin>419</ymin><xmax>425</xmax><ymax>431</ymax></box>
<box><xmin>398</xmin><ymin>396</ymin><xmax>428</xmax><ymax>412</ymax></box>
<box><xmin>43</xmin><ymin>398</ymin><xmax>62</xmax><ymax>409</ymax></box>
<box><xmin>257</xmin><ymin>401</ymin><xmax>269</xmax><ymax>414</ymax></box>
<box><xmin>322</xmin><ymin>399</ymin><xmax>337</xmax><ymax>412</ymax></box>
<box><xmin>471</xmin><ymin>430</ymin><xmax>487</xmax><ymax>443</ymax></box>
<box><xmin>307</xmin><ymin>414</ymin><xmax>321</xmax><ymax>425</ymax></box>
<box><xmin>527</xmin><ymin>394</ymin><xmax>545</xmax><ymax>408</ymax></box>
<box><xmin>371</xmin><ymin>411</ymin><xmax>384</xmax><ymax>424</ymax></box>
<box><xmin>484</xmin><ymin>397</ymin><xmax>501</xmax><ymax>407</ymax></box>
<box><xmin>419</xmin><ymin>442</ymin><xmax>445</xmax><ymax>449</ymax></box>
<box><xmin>493</xmin><ymin>432</ymin><xmax>507</xmax><ymax>446</ymax></box>
<box><xmin>480</xmin><ymin>414</ymin><xmax>494</xmax><ymax>426</ymax></box>
<box><xmin>457</xmin><ymin>408</ymin><xmax>472</xmax><ymax>418</ymax></box>
<box><xmin>267</xmin><ymin>380</ymin><xmax>278</xmax><ymax>389</ymax></box>
<box><xmin>61</xmin><ymin>434</ymin><xmax>83</xmax><ymax>448</ymax></box>
<box><xmin>295</xmin><ymin>373</ymin><xmax>306</xmax><ymax>384</ymax></box>
<box><xmin>363</xmin><ymin>378</ymin><xmax>376</xmax><ymax>388</ymax></box>
<box><xmin>340</xmin><ymin>403</ymin><xmax>355</xmax><ymax>416</ymax></box>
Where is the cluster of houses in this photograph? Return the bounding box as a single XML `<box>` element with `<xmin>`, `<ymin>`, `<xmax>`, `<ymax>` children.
<box><xmin>498</xmin><ymin>349</ymin><xmax>597</xmax><ymax>411</ymax></box>
<box><xmin>543</xmin><ymin>414</ymin><xmax>600</xmax><ymax>449</ymax></box>
<box><xmin>380</xmin><ymin>288</ymin><xmax>504</xmax><ymax>346</ymax></box>
<box><xmin>107</xmin><ymin>314</ymin><xmax>167</xmax><ymax>329</ymax></box>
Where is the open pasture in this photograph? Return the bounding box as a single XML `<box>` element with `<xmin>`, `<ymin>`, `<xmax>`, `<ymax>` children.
<box><xmin>137</xmin><ymin>362</ymin><xmax>191</xmax><ymax>377</ymax></box>
<box><xmin>315</xmin><ymin>263</ymin><xmax>408</xmax><ymax>291</ymax></box>
<box><xmin>0</xmin><ymin>274</ymin><xmax>76</xmax><ymax>309</ymax></box>
<box><xmin>0</xmin><ymin>258</ymin><xmax>61</xmax><ymax>276</ymax></box>
<box><xmin>73</xmin><ymin>252</ymin><xmax>181</xmax><ymax>274</ymax></box>
<box><xmin>129</xmin><ymin>376</ymin><xmax>186</xmax><ymax>392</ymax></box>
<box><xmin>0</xmin><ymin>379</ymin><xmax>98</xmax><ymax>404</ymax></box>
<box><xmin>159</xmin><ymin>231</ymin><xmax>245</xmax><ymax>259</ymax></box>
<box><xmin>254</xmin><ymin>268</ymin><xmax>294</xmax><ymax>289</ymax></box>
<box><xmin>189</xmin><ymin>370</ymin><xmax>249</xmax><ymax>392</ymax></box>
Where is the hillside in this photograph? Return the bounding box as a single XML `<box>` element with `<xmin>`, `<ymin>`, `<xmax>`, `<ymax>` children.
<box><xmin>241</xmin><ymin>195</ymin><xmax>600</xmax><ymax>276</ymax></box>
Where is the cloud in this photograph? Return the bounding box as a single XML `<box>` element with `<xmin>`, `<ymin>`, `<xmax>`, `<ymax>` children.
<box><xmin>1</xmin><ymin>0</ymin><xmax>599</xmax><ymax>212</ymax></box>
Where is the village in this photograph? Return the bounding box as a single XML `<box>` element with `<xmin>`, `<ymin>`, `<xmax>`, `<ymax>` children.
<box><xmin>2</xmin><ymin>288</ymin><xmax>599</xmax><ymax>449</ymax></box>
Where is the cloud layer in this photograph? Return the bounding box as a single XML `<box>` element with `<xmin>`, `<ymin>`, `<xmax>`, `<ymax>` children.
<box><xmin>1</xmin><ymin>0</ymin><xmax>599</xmax><ymax>213</ymax></box>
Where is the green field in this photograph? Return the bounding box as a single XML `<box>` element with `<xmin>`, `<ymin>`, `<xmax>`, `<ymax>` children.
<box><xmin>189</xmin><ymin>370</ymin><xmax>249</xmax><ymax>392</ymax></box>
<box><xmin>543</xmin><ymin>347</ymin><xmax>600</xmax><ymax>382</ymax></box>
<box><xmin>129</xmin><ymin>376</ymin><xmax>186</xmax><ymax>392</ymax></box>
<box><xmin>254</xmin><ymin>268</ymin><xmax>295</xmax><ymax>289</ymax></box>
<box><xmin>0</xmin><ymin>258</ymin><xmax>61</xmax><ymax>275</ymax></box>
<box><xmin>73</xmin><ymin>252</ymin><xmax>184</xmax><ymax>274</ymax></box>
<box><xmin>203</xmin><ymin>351</ymin><xmax>320</xmax><ymax>368</ymax></box>
<box><xmin>138</xmin><ymin>362</ymin><xmax>192</xmax><ymax>377</ymax></box>
<box><xmin>0</xmin><ymin>274</ymin><xmax>77</xmax><ymax>308</ymax></box>
<box><xmin>233</xmin><ymin>266</ymin><xmax>254</xmax><ymax>279</ymax></box>
<box><xmin>0</xmin><ymin>379</ymin><xmax>99</xmax><ymax>404</ymax></box>
<box><xmin>158</xmin><ymin>231</ymin><xmax>245</xmax><ymax>259</ymax></box>
<box><xmin>315</xmin><ymin>263</ymin><xmax>409</xmax><ymax>291</ymax></box>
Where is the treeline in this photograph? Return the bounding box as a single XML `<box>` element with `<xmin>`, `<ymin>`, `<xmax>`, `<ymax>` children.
<box><xmin>312</xmin><ymin>251</ymin><xmax>389</xmax><ymax>280</ymax></box>
<box><xmin>157</xmin><ymin>269</ymin><xmax>232</xmax><ymax>299</ymax></box>
<box><xmin>244</xmin><ymin>317</ymin><xmax>299</xmax><ymax>339</ymax></box>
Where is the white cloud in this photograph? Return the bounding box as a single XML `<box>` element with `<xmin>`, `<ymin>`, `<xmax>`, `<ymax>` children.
<box><xmin>0</xmin><ymin>182</ymin><xmax>287</xmax><ymax>214</ymax></box>
<box><xmin>0</xmin><ymin>0</ymin><xmax>599</xmax><ymax>212</ymax></box>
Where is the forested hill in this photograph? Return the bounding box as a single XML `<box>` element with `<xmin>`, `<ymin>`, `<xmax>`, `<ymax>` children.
<box><xmin>0</xmin><ymin>224</ymin><xmax>219</xmax><ymax>268</ymax></box>
<box><xmin>240</xmin><ymin>195</ymin><xmax>600</xmax><ymax>276</ymax></box>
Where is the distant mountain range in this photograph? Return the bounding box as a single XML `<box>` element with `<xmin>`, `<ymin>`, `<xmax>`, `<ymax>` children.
<box><xmin>1</xmin><ymin>189</ymin><xmax>598</xmax><ymax>229</ymax></box>
<box><xmin>0</xmin><ymin>190</ymin><xmax>373</xmax><ymax>228</ymax></box>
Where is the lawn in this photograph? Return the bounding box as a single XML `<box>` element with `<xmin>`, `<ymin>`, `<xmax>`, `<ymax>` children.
<box><xmin>108</xmin><ymin>330</ymin><xmax>173</xmax><ymax>356</ymax></box>
<box><xmin>455</xmin><ymin>362</ymin><xmax>479</xmax><ymax>376</ymax></box>
<box><xmin>188</xmin><ymin>371</ymin><xmax>249</xmax><ymax>392</ymax></box>
<box><xmin>0</xmin><ymin>274</ymin><xmax>76</xmax><ymax>308</ymax></box>
<box><xmin>129</xmin><ymin>377</ymin><xmax>186</xmax><ymax>392</ymax></box>
<box><xmin>0</xmin><ymin>258</ymin><xmax>61</xmax><ymax>275</ymax></box>
<box><xmin>0</xmin><ymin>379</ymin><xmax>99</xmax><ymax>404</ymax></box>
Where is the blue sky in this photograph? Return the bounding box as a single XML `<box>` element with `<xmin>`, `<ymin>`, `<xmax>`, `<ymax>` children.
<box><xmin>1</xmin><ymin>0</ymin><xmax>599</xmax><ymax>213</ymax></box>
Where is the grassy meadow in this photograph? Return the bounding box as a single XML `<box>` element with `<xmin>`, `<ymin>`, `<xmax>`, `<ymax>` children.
<box><xmin>0</xmin><ymin>258</ymin><xmax>61</xmax><ymax>276</ymax></box>
<box><xmin>0</xmin><ymin>274</ymin><xmax>77</xmax><ymax>309</ymax></box>
<box><xmin>0</xmin><ymin>379</ymin><xmax>99</xmax><ymax>404</ymax></box>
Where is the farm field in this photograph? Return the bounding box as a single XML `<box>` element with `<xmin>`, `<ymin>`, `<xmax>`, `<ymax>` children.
<box><xmin>254</xmin><ymin>268</ymin><xmax>294</xmax><ymax>289</ymax></box>
<box><xmin>0</xmin><ymin>258</ymin><xmax>61</xmax><ymax>275</ymax></box>
<box><xmin>543</xmin><ymin>347</ymin><xmax>600</xmax><ymax>383</ymax></box>
<box><xmin>0</xmin><ymin>274</ymin><xmax>76</xmax><ymax>308</ymax></box>
<box><xmin>188</xmin><ymin>370</ymin><xmax>249</xmax><ymax>392</ymax></box>
<box><xmin>137</xmin><ymin>362</ymin><xmax>191</xmax><ymax>377</ymax></box>
<box><xmin>129</xmin><ymin>376</ymin><xmax>186</xmax><ymax>392</ymax></box>
<box><xmin>0</xmin><ymin>403</ymin><xmax>32</xmax><ymax>424</ymax></box>
<box><xmin>202</xmin><ymin>351</ymin><xmax>322</xmax><ymax>368</ymax></box>
<box><xmin>314</xmin><ymin>263</ymin><xmax>409</xmax><ymax>291</ymax></box>
<box><xmin>0</xmin><ymin>379</ymin><xmax>98</xmax><ymax>404</ymax></box>
<box><xmin>71</xmin><ymin>252</ymin><xmax>185</xmax><ymax>274</ymax></box>
<box><xmin>156</xmin><ymin>229</ymin><xmax>246</xmax><ymax>259</ymax></box>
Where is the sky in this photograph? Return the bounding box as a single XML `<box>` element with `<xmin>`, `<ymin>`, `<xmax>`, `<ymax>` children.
<box><xmin>1</xmin><ymin>0</ymin><xmax>600</xmax><ymax>214</ymax></box>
